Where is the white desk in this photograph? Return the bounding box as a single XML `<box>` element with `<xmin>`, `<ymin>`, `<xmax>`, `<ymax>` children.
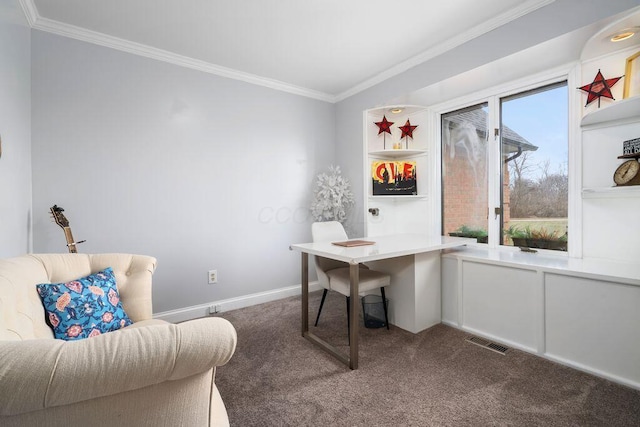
<box><xmin>290</xmin><ymin>234</ymin><xmax>472</xmax><ymax>369</ymax></box>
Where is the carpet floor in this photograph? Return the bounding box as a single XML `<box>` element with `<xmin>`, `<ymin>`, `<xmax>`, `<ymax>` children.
<box><xmin>215</xmin><ymin>291</ymin><xmax>640</xmax><ymax>426</ymax></box>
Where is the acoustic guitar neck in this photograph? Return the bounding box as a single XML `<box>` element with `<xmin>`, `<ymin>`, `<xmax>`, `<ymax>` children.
<box><xmin>62</xmin><ymin>227</ymin><xmax>78</xmax><ymax>253</ymax></box>
<box><xmin>50</xmin><ymin>205</ymin><xmax>84</xmax><ymax>254</ymax></box>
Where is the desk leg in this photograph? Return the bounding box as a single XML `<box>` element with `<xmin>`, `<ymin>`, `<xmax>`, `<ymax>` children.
<box><xmin>349</xmin><ymin>263</ymin><xmax>359</xmax><ymax>370</ymax></box>
<box><xmin>300</xmin><ymin>252</ymin><xmax>356</xmax><ymax>370</ymax></box>
<box><xmin>301</xmin><ymin>253</ymin><xmax>309</xmax><ymax>336</ymax></box>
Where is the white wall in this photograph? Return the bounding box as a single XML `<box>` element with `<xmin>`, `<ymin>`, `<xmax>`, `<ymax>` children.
<box><xmin>8</xmin><ymin>0</ymin><xmax>640</xmax><ymax>314</ymax></box>
<box><xmin>31</xmin><ymin>31</ymin><xmax>334</xmax><ymax>313</ymax></box>
<box><xmin>0</xmin><ymin>0</ymin><xmax>31</xmax><ymax>258</ymax></box>
<box><xmin>335</xmin><ymin>0</ymin><xmax>640</xmax><ymax>237</ymax></box>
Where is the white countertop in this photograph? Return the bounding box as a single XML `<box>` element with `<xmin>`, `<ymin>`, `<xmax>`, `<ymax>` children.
<box><xmin>442</xmin><ymin>246</ymin><xmax>640</xmax><ymax>286</ymax></box>
<box><xmin>290</xmin><ymin>234</ymin><xmax>474</xmax><ymax>264</ymax></box>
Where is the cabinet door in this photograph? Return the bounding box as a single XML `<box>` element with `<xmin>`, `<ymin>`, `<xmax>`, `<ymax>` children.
<box><xmin>545</xmin><ymin>273</ymin><xmax>640</xmax><ymax>386</ymax></box>
<box><xmin>462</xmin><ymin>261</ymin><xmax>539</xmax><ymax>352</ymax></box>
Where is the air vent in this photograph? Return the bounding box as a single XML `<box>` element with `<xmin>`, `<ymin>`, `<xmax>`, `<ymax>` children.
<box><xmin>465</xmin><ymin>335</ymin><xmax>509</xmax><ymax>355</ymax></box>
<box><xmin>466</xmin><ymin>336</ymin><xmax>490</xmax><ymax>347</ymax></box>
<box><xmin>487</xmin><ymin>342</ymin><xmax>509</xmax><ymax>354</ymax></box>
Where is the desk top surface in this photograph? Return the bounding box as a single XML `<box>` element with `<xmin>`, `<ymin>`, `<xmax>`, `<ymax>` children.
<box><xmin>290</xmin><ymin>234</ymin><xmax>473</xmax><ymax>264</ymax></box>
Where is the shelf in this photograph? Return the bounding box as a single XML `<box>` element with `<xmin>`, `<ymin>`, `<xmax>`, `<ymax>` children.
<box><xmin>368</xmin><ymin>149</ymin><xmax>427</xmax><ymax>158</ymax></box>
<box><xmin>367</xmin><ymin>105</ymin><xmax>427</xmax><ymax>117</ymax></box>
<box><xmin>618</xmin><ymin>153</ymin><xmax>640</xmax><ymax>159</ymax></box>
<box><xmin>580</xmin><ymin>10</ymin><xmax>640</xmax><ymax>61</ymax></box>
<box><xmin>369</xmin><ymin>195</ymin><xmax>428</xmax><ymax>200</ymax></box>
<box><xmin>582</xmin><ymin>185</ymin><xmax>640</xmax><ymax>199</ymax></box>
<box><xmin>581</xmin><ymin>96</ymin><xmax>640</xmax><ymax>127</ymax></box>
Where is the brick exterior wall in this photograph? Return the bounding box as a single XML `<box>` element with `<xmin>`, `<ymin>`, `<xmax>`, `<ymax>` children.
<box><xmin>442</xmin><ymin>149</ymin><xmax>488</xmax><ymax>234</ymax></box>
<box><xmin>442</xmin><ymin>148</ymin><xmax>512</xmax><ymax>238</ymax></box>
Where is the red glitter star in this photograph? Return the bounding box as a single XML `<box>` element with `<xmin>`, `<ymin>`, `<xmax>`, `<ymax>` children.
<box><xmin>398</xmin><ymin>119</ymin><xmax>418</xmax><ymax>139</ymax></box>
<box><xmin>578</xmin><ymin>69</ymin><xmax>623</xmax><ymax>107</ymax></box>
<box><xmin>374</xmin><ymin>115</ymin><xmax>394</xmax><ymax>135</ymax></box>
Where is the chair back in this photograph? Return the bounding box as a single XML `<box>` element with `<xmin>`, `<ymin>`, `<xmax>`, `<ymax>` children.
<box><xmin>311</xmin><ymin>222</ymin><xmax>349</xmax><ymax>289</ymax></box>
<box><xmin>311</xmin><ymin>221</ymin><xmax>348</xmax><ymax>242</ymax></box>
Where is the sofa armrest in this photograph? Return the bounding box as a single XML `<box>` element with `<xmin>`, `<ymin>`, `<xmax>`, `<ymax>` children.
<box><xmin>0</xmin><ymin>317</ymin><xmax>236</xmax><ymax>416</ymax></box>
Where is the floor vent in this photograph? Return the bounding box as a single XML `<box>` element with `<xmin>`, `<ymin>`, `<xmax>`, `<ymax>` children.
<box><xmin>465</xmin><ymin>336</ymin><xmax>509</xmax><ymax>355</ymax></box>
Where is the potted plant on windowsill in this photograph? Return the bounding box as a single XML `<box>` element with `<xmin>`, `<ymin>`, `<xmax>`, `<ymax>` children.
<box><xmin>448</xmin><ymin>225</ymin><xmax>488</xmax><ymax>243</ymax></box>
<box><xmin>504</xmin><ymin>225</ymin><xmax>567</xmax><ymax>251</ymax></box>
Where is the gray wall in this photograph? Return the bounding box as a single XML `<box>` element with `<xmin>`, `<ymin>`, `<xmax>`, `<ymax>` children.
<box><xmin>31</xmin><ymin>31</ymin><xmax>334</xmax><ymax>312</ymax></box>
<box><xmin>7</xmin><ymin>0</ymin><xmax>640</xmax><ymax>314</ymax></box>
<box><xmin>0</xmin><ymin>0</ymin><xmax>31</xmax><ymax>258</ymax></box>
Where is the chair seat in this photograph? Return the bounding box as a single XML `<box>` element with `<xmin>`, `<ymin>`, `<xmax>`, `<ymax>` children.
<box><xmin>326</xmin><ymin>267</ymin><xmax>391</xmax><ymax>296</ymax></box>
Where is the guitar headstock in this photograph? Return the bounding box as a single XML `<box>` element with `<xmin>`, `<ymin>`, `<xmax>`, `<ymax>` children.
<box><xmin>50</xmin><ymin>205</ymin><xmax>70</xmax><ymax>228</ymax></box>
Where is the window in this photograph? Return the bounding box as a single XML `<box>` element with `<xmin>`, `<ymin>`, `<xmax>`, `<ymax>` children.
<box><xmin>441</xmin><ymin>103</ymin><xmax>489</xmax><ymax>243</ymax></box>
<box><xmin>441</xmin><ymin>81</ymin><xmax>568</xmax><ymax>252</ymax></box>
<box><xmin>500</xmin><ymin>82</ymin><xmax>568</xmax><ymax>250</ymax></box>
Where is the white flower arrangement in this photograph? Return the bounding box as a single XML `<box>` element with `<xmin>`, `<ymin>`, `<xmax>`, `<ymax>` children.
<box><xmin>310</xmin><ymin>165</ymin><xmax>355</xmax><ymax>223</ymax></box>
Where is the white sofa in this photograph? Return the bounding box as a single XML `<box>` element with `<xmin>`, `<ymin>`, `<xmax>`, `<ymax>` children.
<box><xmin>0</xmin><ymin>253</ymin><xmax>237</xmax><ymax>427</ymax></box>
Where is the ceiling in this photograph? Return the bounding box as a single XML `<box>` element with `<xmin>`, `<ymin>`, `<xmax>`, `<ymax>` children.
<box><xmin>21</xmin><ymin>0</ymin><xmax>556</xmax><ymax>102</ymax></box>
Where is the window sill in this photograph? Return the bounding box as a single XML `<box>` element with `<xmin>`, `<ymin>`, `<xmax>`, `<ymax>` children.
<box><xmin>442</xmin><ymin>245</ymin><xmax>640</xmax><ymax>286</ymax></box>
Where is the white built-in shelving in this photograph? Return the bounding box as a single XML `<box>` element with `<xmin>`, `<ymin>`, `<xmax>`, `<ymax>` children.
<box><xmin>364</xmin><ymin>105</ymin><xmax>430</xmax><ymax>236</ymax></box>
<box><xmin>578</xmin><ymin>9</ymin><xmax>640</xmax><ymax>263</ymax></box>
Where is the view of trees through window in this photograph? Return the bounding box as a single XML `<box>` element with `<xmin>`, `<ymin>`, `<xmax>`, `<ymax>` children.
<box><xmin>501</xmin><ymin>82</ymin><xmax>568</xmax><ymax>251</ymax></box>
<box><xmin>442</xmin><ymin>81</ymin><xmax>568</xmax><ymax>252</ymax></box>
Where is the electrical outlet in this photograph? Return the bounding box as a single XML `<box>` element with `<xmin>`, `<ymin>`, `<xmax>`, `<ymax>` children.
<box><xmin>208</xmin><ymin>270</ymin><xmax>218</xmax><ymax>284</ymax></box>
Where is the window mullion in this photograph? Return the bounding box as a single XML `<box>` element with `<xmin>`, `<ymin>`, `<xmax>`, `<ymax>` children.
<box><xmin>486</xmin><ymin>96</ymin><xmax>501</xmax><ymax>248</ymax></box>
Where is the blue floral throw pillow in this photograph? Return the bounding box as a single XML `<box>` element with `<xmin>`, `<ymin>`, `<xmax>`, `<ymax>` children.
<box><xmin>36</xmin><ymin>267</ymin><xmax>132</xmax><ymax>341</ymax></box>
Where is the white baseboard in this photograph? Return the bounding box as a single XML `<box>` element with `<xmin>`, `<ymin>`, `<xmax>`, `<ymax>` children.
<box><xmin>543</xmin><ymin>353</ymin><xmax>640</xmax><ymax>391</ymax></box>
<box><xmin>443</xmin><ymin>321</ymin><xmax>640</xmax><ymax>391</ymax></box>
<box><xmin>153</xmin><ymin>281</ymin><xmax>322</xmax><ymax>324</ymax></box>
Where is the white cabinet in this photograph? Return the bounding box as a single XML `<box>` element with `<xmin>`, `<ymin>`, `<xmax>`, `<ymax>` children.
<box><xmin>545</xmin><ymin>273</ymin><xmax>640</xmax><ymax>387</ymax></box>
<box><xmin>363</xmin><ymin>105</ymin><xmax>430</xmax><ymax>236</ymax></box>
<box><xmin>441</xmin><ymin>248</ymin><xmax>640</xmax><ymax>390</ymax></box>
<box><xmin>461</xmin><ymin>262</ymin><xmax>539</xmax><ymax>352</ymax></box>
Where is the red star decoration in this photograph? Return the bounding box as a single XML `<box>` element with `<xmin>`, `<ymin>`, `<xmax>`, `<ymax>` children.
<box><xmin>578</xmin><ymin>69</ymin><xmax>623</xmax><ymax>108</ymax></box>
<box><xmin>374</xmin><ymin>115</ymin><xmax>394</xmax><ymax>135</ymax></box>
<box><xmin>398</xmin><ymin>119</ymin><xmax>418</xmax><ymax>139</ymax></box>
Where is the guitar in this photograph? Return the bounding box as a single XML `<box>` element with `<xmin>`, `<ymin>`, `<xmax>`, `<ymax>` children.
<box><xmin>50</xmin><ymin>205</ymin><xmax>85</xmax><ymax>253</ymax></box>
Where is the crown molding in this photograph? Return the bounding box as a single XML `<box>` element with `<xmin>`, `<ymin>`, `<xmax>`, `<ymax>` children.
<box><xmin>21</xmin><ymin>1</ymin><xmax>336</xmax><ymax>103</ymax></box>
<box><xmin>334</xmin><ymin>0</ymin><xmax>556</xmax><ymax>102</ymax></box>
<box><xmin>17</xmin><ymin>0</ymin><xmax>37</xmax><ymax>26</ymax></box>
<box><xmin>19</xmin><ymin>0</ymin><xmax>554</xmax><ymax>104</ymax></box>
<box><xmin>30</xmin><ymin>16</ymin><xmax>337</xmax><ymax>103</ymax></box>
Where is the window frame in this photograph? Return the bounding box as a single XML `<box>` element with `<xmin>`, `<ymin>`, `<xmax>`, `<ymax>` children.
<box><xmin>430</xmin><ymin>64</ymin><xmax>581</xmax><ymax>257</ymax></box>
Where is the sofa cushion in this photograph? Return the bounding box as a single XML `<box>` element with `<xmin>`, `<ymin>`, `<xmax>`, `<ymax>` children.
<box><xmin>36</xmin><ymin>267</ymin><xmax>132</xmax><ymax>340</ymax></box>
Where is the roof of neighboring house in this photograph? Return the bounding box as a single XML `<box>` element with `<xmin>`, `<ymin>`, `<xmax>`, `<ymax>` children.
<box><xmin>443</xmin><ymin>108</ymin><xmax>538</xmax><ymax>154</ymax></box>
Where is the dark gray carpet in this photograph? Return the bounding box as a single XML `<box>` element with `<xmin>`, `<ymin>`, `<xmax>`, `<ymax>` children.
<box><xmin>215</xmin><ymin>291</ymin><xmax>640</xmax><ymax>426</ymax></box>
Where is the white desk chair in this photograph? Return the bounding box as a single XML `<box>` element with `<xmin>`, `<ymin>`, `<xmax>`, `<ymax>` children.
<box><xmin>311</xmin><ymin>221</ymin><xmax>391</xmax><ymax>340</ymax></box>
